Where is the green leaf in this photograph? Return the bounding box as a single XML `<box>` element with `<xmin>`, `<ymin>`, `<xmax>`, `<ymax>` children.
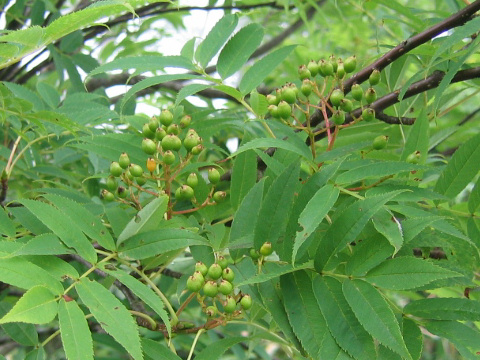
<box><xmin>0</xmin><ymin>302</ymin><xmax>38</xmax><ymax>345</ymax></box>
<box><xmin>401</xmin><ymin>109</ymin><xmax>428</xmax><ymax>163</ymax></box>
<box><xmin>253</xmin><ymin>162</ymin><xmax>300</xmax><ymax>251</ymax></box>
<box><xmin>249</xmin><ymin>90</ymin><xmax>269</xmax><ymax>117</ymax></box>
<box><xmin>118</xmin><ymin>229</ymin><xmax>207</xmax><ymax>260</ymax></box>
<box><xmin>0</xmin><ymin>257</ymin><xmax>63</xmax><ymax>294</ymax></box>
<box><xmin>212</xmin><ymin>84</ymin><xmax>243</xmax><ymax>101</ymax></box>
<box><xmin>468</xmin><ymin>176</ymin><xmax>480</xmax><ymax>214</ymax></box>
<box><xmin>402</xmin><ymin>318</ymin><xmax>423</xmax><ymax>360</ymax></box>
<box><xmin>425</xmin><ymin>320</ymin><xmax>480</xmax><ymax>359</ymax></box>
<box><xmin>313</xmin><ymin>276</ymin><xmax>376</xmax><ymax>360</ymax></box>
<box><xmin>239</xmin><ymin>45</ymin><xmax>296</xmax><ymax>95</ymax></box>
<box><xmin>58</xmin><ymin>299</ymin><xmax>94</xmax><ymax>360</ymax></box>
<box><xmin>117</xmin><ymin>195</ymin><xmax>169</xmax><ymax>246</ymax></box>
<box><xmin>230</xmin><ymin>148</ymin><xmax>257</xmax><ymax>210</ymax></box>
<box><xmin>404</xmin><ymin>298</ymin><xmax>480</xmax><ymax>321</ymax></box>
<box><xmin>434</xmin><ymin>128</ymin><xmax>480</xmax><ymax>199</ymax></box>
<box><xmin>232</xmin><ymin>137</ymin><xmax>312</xmax><ymax>160</ymax></box>
<box><xmin>175</xmin><ymin>83</ymin><xmax>211</xmax><ymax>107</ymax></box>
<box><xmin>335</xmin><ymin>162</ymin><xmax>423</xmax><ymax>184</ymax></box>
<box><xmin>0</xmin><ymin>207</ymin><xmax>15</xmax><ymax>237</ymax></box>
<box><xmin>372</xmin><ymin>208</ymin><xmax>404</xmax><ymax>254</ymax></box>
<box><xmin>343</xmin><ymin>279</ymin><xmax>411</xmax><ymax>359</ymax></box>
<box><xmin>195</xmin><ymin>14</ymin><xmax>238</xmax><ymax>68</ymax></box>
<box><xmin>345</xmin><ymin>236</ymin><xmax>394</xmax><ymax>276</ymax></box>
<box><xmin>104</xmin><ymin>269</ymin><xmax>171</xmax><ymax>336</ymax></box>
<box><xmin>25</xmin><ymin>347</ymin><xmax>46</xmax><ymax>360</ymax></box>
<box><xmin>141</xmin><ymin>338</ymin><xmax>182</xmax><ymax>360</ymax></box>
<box><xmin>237</xmin><ymin>262</ymin><xmax>312</xmax><ymax>286</ymax></box>
<box><xmin>76</xmin><ymin>278</ymin><xmax>143</xmax><ymax>360</ymax></box>
<box><xmin>365</xmin><ymin>257</ymin><xmax>460</xmax><ymax>290</ymax></box>
<box><xmin>15</xmin><ymin>234</ymin><xmax>71</xmax><ymax>257</ymax></box>
<box><xmin>194</xmin><ymin>336</ymin><xmax>250</xmax><ymax>360</ymax></box>
<box><xmin>0</xmin><ymin>286</ymin><xmax>57</xmax><ymax>324</ymax></box>
<box><xmin>315</xmin><ymin>190</ymin><xmax>405</xmax><ymax>272</ymax></box>
<box><xmin>217</xmin><ymin>23</ymin><xmax>264</xmax><ymax>79</ymax></box>
<box><xmin>19</xmin><ymin>199</ymin><xmax>97</xmax><ymax>264</ymax></box>
<box><xmin>293</xmin><ymin>184</ymin><xmax>339</xmax><ymax>264</ymax></box>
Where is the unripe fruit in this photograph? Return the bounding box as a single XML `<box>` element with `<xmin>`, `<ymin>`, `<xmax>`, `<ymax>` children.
<box><xmin>180</xmin><ymin>185</ymin><xmax>195</xmax><ymax>200</ymax></box>
<box><xmin>163</xmin><ymin>150</ymin><xmax>175</xmax><ymax>165</ymax></box>
<box><xmin>161</xmin><ymin>134</ymin><xmax>182</xmax><ymax>151</ymax></box>
<box><xmin>106</xmin><ymin>176</ymin><xmax>117</xmax><ymax>191</ymax></box>
<box><xmin>183</xmin><ymin>134</ymin><xmax>198</xmax><ymax>152</ymax></box>
<box><xmin>301</xmin><ymin>79</ymin><xmax>313</xmax><ymax>97</ymax></box>
<box><xmin>195</xmin><ymin>261</ymin><xmax>208</xmax><ymax>276</ymax></box>
<box><xmin>119</xmin><ymin>153</ymin><xmax>130</xmax><ymax>169</ymax></box>
<box><xmin>102</xmin><ymin>190</ymin><xmax>115</xmax><ymax>202</ymax></box>
<box><xmin>191</xmin><ymin>144</ymin><xmax>204</xmax><ymax>155</ymax></box>
<box><xmin>187</xmin><ymin>274</ymin><xmax>204</xmax><ymax>292</ymax></box>
<box><xmin>155</xmin><ymin>127</ymin><xmax>167</xmax><ymax>141</ymax></box>
<box><xmin>129</xmin><ymin>164</ymin><xmax>143</xmax><ymax>178</ymax></box>
<box><xmin>268</xmin><ymin>105</ymin><xmax>280</xmax><ymax>118</ymax></box>
<box><xmin>362</xmin><ymin>107</ymin><xmax>375</xmax><ymax>122</ymax></box>
<box><xmin>179</xmin><ymin>115</ymin><xmax>191</xmax><ymax>129</ymax></box>
<box><xmin>260</xmin><ymin>242</ymin><xmax>273</xmax><ymax>256</ymax></box>
<box><xmin>207</xmin><ymin>263</ymin><xmax>223</xmax><ymax>280</ymax></box>
<box><xmin>203</xmin><ymin>281</ymin><xmax>218</xmax><ymax>297</ymax></box>
<box><xmin>175</xmin><ymin>186</ymin><xmax>184</xmax><ymax>201</ymax></box>
<box><xmin>148</xmin><ymin>117</ymin><xmax>159</xmax><ymax>132</ymax></box>
<box><xmin>222</xmin><ymin>267</ymin><xmax>235</xmax><ymax>282</ymax></box>
<box><xmin>213</xmin><ymin>191</ymin><xmax>226</xmax><ymax>203</ymax></box>
<box><xmin>298</xmin><ymin>65</ymin><xmax>311</xmax><ymax>80</ymax></box>
<box><xmin>330</xmin><ymin>89</ymin><xmax>344</xmax><ymax>107</ymax></box>
<box><xmin>142</xmin><ymin>138</ymin><xmax>157</xmax><ymax>155</ymax></box>
<box><xmin>267</xmin><ymin>94</ymin><xmax>279</xmax><ymax>106</ymax></box>
<box><xmin>217</xmin><ymin>256</ymin><xmax>228</xmax><ymax>269</ymax></box>
<box><xmin>344</xmin><ymin>55</ymin><xmax>356</xmax><ymax>73</ymax></box>
<box><xmin>329</xmin><ymin>55</ymin><xmax>337</xmax><ymax>72</ymax></box>
<box><xmin>117</xmin><ymin>186</ymin><xmax>128</xmax><ymax>199</ymax></box>
<box><xmin>372</xmin><ymin>135</ymin><xmax>388</xmax><ymax>150</ymax></box>
<box><xmin>277</xmin><ymin>101</ymin><xmax>291</xmax><ymax>119</ymax></box>
<box><xmin>340</xmin><ymin>99</ymin><xmax>353</xmax><ymax>113</ymax></box>
<box><xmin>125</xmin><ymin>169</ymin><xmax>134</xmax><ymax>181</ymax></box>
<box><xmin>205</xmin><ymin>306</ymin><xmax>217</xmax><ymax>317</ymax></box>
<box><xmin>110</xmin><ymin>162</ymin><xmax>123</xmax><ymax>177</ymax></box>
<box><xmin>369</xmin><ymin>69</ymin><xmax>381</xmax><ymax>85</ymax></box>
<box><xmin>351</xmin><ymin>84</ymin><xmax>363</xmax><ymax>101</ymax></box>
<box><xmin>307</xmin><ymin>60</ymin><xmax>319</xmax><ymax>77</ymax></box>
<box><xmin>281</xmin><ymin>86</ymin><xmax>297</xmax><ymax>104</ymax></box>
<box><xmin>406</xmin><ymin>151</ymin><xmax>421</xmax><ymax>164</ymax></box>
<box><xmin>159</xmin><ymin>109</ymin><xmax>173</xmax><ymax>126</ymax></box>
<box><xmin>136</xmin><ymin>176</ymin><xmax>147</xmax><ymax>186</ymax></box>
<box><xmin>240</xmin><ymin>294</ymin><xmax>252</xmax><ymax>310</ymax></box>
<box><xmin>365</xmin><ymin>87</ymin><xmax>377</xmax><ymax>104</ymax></box>
<box><xmin>332</xmin><ymin>110</ymin><xmax>346</xmax><ymax>125</ymax></box>
<box><xmin>208</xmin><ymin>168</ymin><xmax>221</xmax><ymax>184</ymax></box>
<box><xmin>249</xmin><ymin>248</ymin><xmax>260</xmax><ymax>260</ymax></box>
<box><xmin>224</xmin><ymin>296</ymin><xmax>237</xmax><ymax>313</ymax></box>
<box><xmin>147</xmin><ymin>157</ymin><xmax>156</xmax><ymax>173</ymax></box>
<box><xmin>336</xmin><ymin>59</ymin><xmax>345</xmax><ymax>79</ymax></box>
<box><xmin>166</xmin><ymin>124</ymin><xmax>180</xmax><ymax>135</ymax></box>
<box><xmin>142</xmin><ymin>123</ymin><xmax>155</xmax><ymax>139</ymax></box>
<box><xmin>186</xmin><ymin>173</ymin><xmax>198</xmax><ymax>188</ymax></box>
<box><xmin>218</xmin><ymin>280</ymin><xmax>234</xmax><ymax>295</ymax></box>
<box><xmin>319</xmin><ymin>59</ymin><xmax>334</xmax><ymax>77</ymax></box>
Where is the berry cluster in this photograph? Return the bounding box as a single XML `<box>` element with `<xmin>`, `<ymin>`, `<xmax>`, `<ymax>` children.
<box><xmin>249</xmin><ymin>241</ymin><xmax>273</xmax><ymax>262</ymax></box>
<box><xmin>186</xmin><ymin>257</ymin><xmax>252</xmax><ymax>318</ymax></box>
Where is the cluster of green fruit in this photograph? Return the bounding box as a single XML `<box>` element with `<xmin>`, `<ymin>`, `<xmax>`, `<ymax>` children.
<box><xmin>248</xmin><ymin>241</ymin><xmax>273</xmax><ymax>261</ymax></box>
<box><xmin>186</xmin><ymin>257</ymin><xmax>252</xmax><ymax>317</ymax></box>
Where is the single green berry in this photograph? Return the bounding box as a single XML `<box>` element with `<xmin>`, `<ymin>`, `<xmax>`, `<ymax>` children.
<box><xmin>207</xmin><ymin>263</ymin><xmax>223</xmax><ymax>280</ymax></box>
<box><xmin>260</xmin><ymin>242</ymin><xmax>273</xmax><ymax>256</ymax></box>
<box><xmin>203</xmin><ymin>281</ymin><xmax>218</xmax><ymax>297</ymax></box>
<box><xmin>205</xmin><ymin>305</ymin><xmax>217</xmax><ymax>317</ymax></box>
<box><xmin>213</xmin><ymin>191</ymin><xmax>226</xmax><ymax>203</ymax></box>
<box><xmin>180</xmin><ymin>185</ymin><xmax>195</xmax><ymax>200</ymax></box>
<box><xmin>159</xmin><ymin>109</ymin><xmax>173</xmax><ymax>126</ymax></box>
<box><xmin>166</xmin><ymin>124</ymin><xmax>180</xmax><ymax>135</ymax></box>
<box><xmin>125</xmin><ymin>169</ymin><xmax>134</xmax><ymax>181</ymax></box>
<box><xmin>344</xmin><ymin>55</ymin><xmax>357</xmax><ymax>73</ymax></box>
<box><xmin>155</xmin><ymin>127</ymin><xmax>167</xmax><ymax>141</ymax></box>
<box><xmin>191</xmin><ymin>144</ymin><xmax>204</xmax><ymax>155</ymax></box>
<box><xmin>119</xmin><ymin>153</ymin><xmax>130</xmax><ymax>169</ymax></box>
<box><xmin>340</xmin><ymin>99</ymin><xmax>353</xmax><ymax>113</ymax></box>
<box><xmin>281</xmin><ymin>86</ymin><xmax>297</xmax><ymax>104</ymax></box>
<box><xmin>222</xmin><ymin>267</ymin><xmax>235</xmax><ymax>282</ymax></box>
<box><xmin>186</xmin><ymin>173</ymin><xmax>198</xmax><ymax>188</ymax></box>
<box><xmin>362</xmin><ymin>107</ymin><xmax>375</xmax><ymax>122</ymax></box>
<box><xmin>148</xmin><ymin>117</ymin><xmax>159</xmax><ymax>132</ymax></box>
<box><xmin>217</xmin><ymin>256</ymin><xmax>228</xmax><ymax>269</ymax></box>
<box><xmin>266</xmin><ymin>94</ymin><xmax>279</xmax><ymax>106</ymax></box>
<box><xmin>175</xmin><ymin>186</ymin><xmax>184</xmax><ymax>201</ymax></box>
<box><xmin>307</xmin><ymin>60</ymin><xmax>319</xmax><ymax>77</ymax></box>
<box><xmin>372</xmin><ymin>135</ymin><xmax>388</xmax><ymax>150</ymax></box>
<box><xmin>146</xmin><ymin>157</ymin><xmax>156</xmax><ymax>173</ymax></box>
<box><xmin>268</xmin><ymin>104</ymin><xmax>280</xmax><ymax>118</ymax></box>
<box><xmin>330</xmin><ymin>89</ymin><xmax>344</xmax><ymax>107</ymax></box>
<box><xmin>336</xmin><ymin>59</ymin><xmax>345</xmax><ymax>79</ymax></box>
<box><xmin>301</xmin><ymin>79</ymin><xmax>313</xmax><ymax>97</ymax></box>
<box><xmin>365</xmin><ymin>87</ymin><xmax>377</xmax><ymax>104</ymax></box>
<box><xmin>240</xmin><ymin>294</ymin><xmax>252</xmax><ymax>310</ymax></box>
<box><xmin>406</xmin><ymin>151</ymin><xmax>421</xmax><ymax>164</ymax></box>
<box><xmin>195</xmin><ymin>261</ymin><xmax>208</xmax><ymax>276</ymax></box>
<box><xmin>183</xmin><ymin>134</ymin><xmax>198</xmax><ymax>152</ymax></box>
<box><xmin>351</xmin><ymin>84</ymin><xmax>363</xmax><ymax>101</ymax></box>
<box><xmin>136</xmin><ymin>176</ymin><xmax>147</xmax><ymax>186</ymax></box>
<box><xmin>298</xmin><ymin>65</ymin><xmax>311</xmax><ymax>80</ymax></box>
<box><xmin>329</xmin><ymin>55</ymin><xmax>337</xmax><ymax>72</ymax></box>
<box><xmin>224</xmin><ymin>296</ymin><xmax>237</xmax><ymax>313</ymax></box>
<box><xmin>249</xmin><ymin>248</ymin><xmax>260</xmax><ymax>260</ymax></box>
<box><xmin>179</xmin><ymin>115</ymin><xmax>191</xmax><ymax>129</ymax></box>
<box><xmin>319</xmin><ymin>59</ymin><xmax>334</xmax><ymax>77</ymax></box>
<box><xmin>142</xmin><ymin>138</ymin><xmax>157</xmax><ymax>155</ymax></box>
<box><xmin>106</xmin><ymin>176</ymin><xmax>117</xmax><ymax>191</ymax></box>
<box><xmin>208</xmin><ymin>168</ymin><xmax>221</xmax><ymax>184</ymax></box>
<box><xmin>369</xmin><ymin>69</ymin><xmax>381</xmax><ymax>86</ymax></box>
<box><xmin>163</xmin><ymin>150</ymin><xmax>175</xmax><ymax>165</ymax></box>
<box><xmin>102</xmin><ymin>189</ymin><xmax>115</xmax><ymax>202</ymax></box>
<box><xmin>142</xmin><ymin>123</ymin><xmax>155</xmax><ymax>139</ymax></box>
<box><xmin>161</xmin><ymin>134</ymin><xmax>182</xmax><ymax>152</ymax></box>
<box><xmin>277</xmin><ymin>101</ymin><xmax>292</xmax><ymax>119</ymax></box>
<box><xmin>110</xmin><ymin>162</ymin><xmax>123</xmax><ymax>177</ymax></box>
<box><xmin>218</xmin><ymin>280</ymin><xmax>234</xmax><ymax>295</ymax></box>
<box><xmin>129</xmin><ymin>164</ymin><xmax>143</xmax><ymax>178</ymax></box>
<box><xmin>187</xmin><ymin>273</ymin><xmax>204</xmax><ymax>292</ymax></box>
<box><xmin>332</xmin><ymin>110</ymin><xmax>346</xmax><ymax>126</ymax></box>
<box><xmin>117</xmin><ymin>186</ymin><xmax>128</xmax><ymax>199</ymax></box>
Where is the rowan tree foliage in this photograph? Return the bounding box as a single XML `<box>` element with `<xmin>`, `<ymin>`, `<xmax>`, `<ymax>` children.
<box><xmin>1</xmin><ymin>1</ymin><xmax>480</xmax><ymax>359</ymax></box>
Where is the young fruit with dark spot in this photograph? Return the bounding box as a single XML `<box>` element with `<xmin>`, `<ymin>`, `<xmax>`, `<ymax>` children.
<box><xmin>205</xmin><ymin>306</ymin><xmax>217</xmax><ymax>317</ymax></box>
<box><xmin>222</xmin><ymin>267</ymin><xmax>235</xmax><ymax>282</ymax></box>
<box><xmin>240</xmin><ymin>294</ymin><xmax>252</xmax><ymax>310</ymax></box>
<box><xmin>307</xmin><ymin>60</ymin><xmax>319</xmax><ymax>77</ymax></box>
<box><xmin>351</xmin><ymin>84</ymin><xmax>363</xmax><ymax>101</ymax></box>
<box><xmin>117</xmin><ymin>186</ymin><xmax>128</xmax><ymax>199</ymax></box>
<box><xmin>281</xmin><ymin>86</ymin><xmax>297</xmax><ymax>104</ymax></box>
<box><xmin>186</xmin><ymin>173</ymin><xmax>198</xmax><ymax>188</ymax></box>
<box><xmin>298</xmin><ymin>65</ymin><xmax>311</xmax><ymax>80</ymax></box>
<box><xmin>277</xmin><ymin>101</ymin><xmax>292</xmax><ymax>119</ymax></box>
<box><xmin>208</xmin><ymin>168</ymin><xmax>221</xmax><ymax>184</ymax></box>
<box><xmin>156</xmin><ymin>127</ymin><xmax>167</xmax><ymax>140</ymax></box>
<box><xmin>372</xmin><ymin>135</ymin><xmax>388</xmax><ymax>150</ymax></box>
<box><xmin>142</xmin><ymin>138</ymin><xmax>157</xmax><ymax>155</ymax></box>
<box><xmin>163</xmin><ymin>150</ymin><xmax>175</xmax><ymax>165</ymax></box>
<box><xmin>369</xmin><ymin>69</ymin><xmax>381</xmax><ymax>85</ymax></box>
<box><xmin>207</xmin><ymin>263</ymin><xmax>223</xmax><ymax>280</ymax></box>
<box><xmin>110</xmin><ymin>162</ymin><xmax>123</xmax><ymax>177</ymax></box>
<box><xmin>195</xmin><ymin>261</ymin><xmax>208</xmax><ymax>276</ymax></box>
<box><xmin>119</xmin><ymin>153</ymin><xmax>130</xmax><ymax>169</ymax></box>
<box><xmin>179</xmin><ymin>115</ymin><xmax>191</xmax><ymax>128</ymax></box>
<box><xmin>362</xmin><ymin>107</ymin><xmax>375</xmax><ymax>122</ymax></box>
<box><xmin>183</xmin><ymin>134</ymin><xmax>198</xmax><ymax>152</ymax></box>
<box><xmin>332</xmin><ymin>110</ymin><xmax>345</xmax><ymax>125</ymax></box>
<box><xmin>102</xmin><ymin>190</ymin><xmax>115</xmax><ymax>202</ymax></box>
<box><xmin>218</xmin><ymin>280</ymin><xmax>234</xmax><ymax>295</ymax></box>
<box><xmin>301</xmin><ymin>79</ymin><xmax>313</xmax><ymax>97</ymax></box>
<box><xmin>203</xmin><ymin>281</ymin><xmax>218</xmax><ymax>297</ymax></box>
<box><xmin>217</xmin><ymin>256</ymin><xmax>228</xmax><ymax>269</ymax></box>
<box><xmin>406</xmin><ymin>151</ymin><xmax>421</xmax><ymax>164</ymax></box>
<box><xmin>213</xmin><ymin>191</ymin><xmax>226</xmax><ymax>203</ymax></box>
<box><xmin>106</xmin><ymin>176</ymin><xmax>117</xmax><ymax>191</ymax></box>
<box><xmin>365</xmin><ymin>87</ymin><xmax>377</xmax><ymax>104</ymax></box>
<box><xmin>129</xmin><ymin>164</ymin><xmax>143</xmax><ymax>178</ymax></box>
<box><xmin>187</xmin><ymin>272</ymin><xmax>204</xmax><ymax>292</ymax></box>
<box><xmin>319</xmin><ymin>59</ymin><xmax>334</xmax><ymax>77</ymax></box>
<box><xmin>344</xmin><ymin>55</ymin><xmax>356</xmax><ymax>73</ymax></box>
<box><xmin>159</xmin><ymin>109</ymin><xmax>173</xmax><ymax>126</ymax></box>
<box><xmin>336</xmin><ymin>59</ymin><xmax>345</xmax><ymax>79</ymax></box>
<box><xmin>161</xmin><ymin>134</ymin><xmax>182</xmax><ymax>152</ymax></box>
<box><xmin>148</xmin><ymin>117</ymin><xmax>159</xmax><ymax>132</ymax></box>
<box><xmin>224</xmin><ymin>296</ymin><xmax>237</xmax><ymax>313</ymax></box>
<box><xmin>340</xmin><ymin>99</ymin><xmax>353</xmax><ymax>113</ymax></box>
<box><xmin>260</xmin><ymin>242</ymin><xmax>273</xmax><ymax>256</ymax></box>
<box><xmin>330</xmin><ymin>89</ymin><xmax>344</xmax><ymax>107</ymax></box>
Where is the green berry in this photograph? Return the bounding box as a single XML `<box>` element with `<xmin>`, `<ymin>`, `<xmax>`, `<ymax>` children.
<box><xmin>372</xmin><ymin>135</ymin><xmax>388</xmax><ymax>150</ymax></box>
<box><xmin>159</xmin><ymin>109</ymin><xmax>173</xmax><ymax>126</ymax></box>
<box><xmin>166</xmin><ymin>124</ymin><xmax>180</xmax><ymax>135</ymax></box>
<box><xmin>336</xmin><ymin>59</ymin><xmax>345</xmax><ymax>79</ymax></box>
<box><xmin>163</xmin><ymin>150</ymin><xmax>175</xmax><ymax>165</ymax></box>
<box><xmin>148</xmin><ymin>117</ymin><xmax>159</xmax><ymax>132</ymax></box>
<box><xmin>106</xmin><ymin>176</ymin><xmax>117</xmax><ymax>191</ymax></box>
<box><xmin>203</xmin><ymin>281</ymin><xmax>218</xmax><ymax>297</ymax></box>
<box><xmin>110</xmin><ymin>162</ymin><xmax>123</xmax><ymax>177</ymax></box>
<box><xmin>307</xmin><ymin>60</ymin><xmax>319</xmax><ymax>77</ymax></box>
<box><xmin>175</xmin><ymin>186</ymin><xmax>184</xmax><ymax>201</ymax></box>
<box><xmin>102</xmin><ymin>190</ymin><xmax>115</xmax><ymax>202</ymax></box>
<box><xmin>186</xmin><ymin>173</ymin><xmax>198</xmax><ymax>188</ymax></box>
<box><xmin>365</xmin><ymin>87</ymin><xmax>377</xmax><ymax>104</ymax></box>
<box><xmin>266</xmin><ymin>94</ymin><xmax>279</xmax><ymax>106</ymax></box>
<box><xmin>195</xmin><ymin>261</ymin><xmax>208</xmax><ymax>276</ymax></box>
<box><xmin>183</xmin><ymin>134</ymin><xmax>198</xmax><ymax>152</ymax></box>
<box><xmin>249</xmin><ymin>248</ymin><xmax>260</xmax><ymax>260</ymax></box>
<box><xmin>125</xmin><ymin>169</ymin><xmax>134</xmax><ymax>181</ymax></box>
<box><xmin>281</xmin><ymin>86</ymin><xmax>297</xmax><ymax>104</ymax></box>
<box><xmin>218</xmin><ymin>280</ymin><xmax>234</xmax><ymax>295</ymax></box>
<box><xmin>119</xmin><ymin>153</ymin><xmax>130</xmax><ymax>169</ymax></box>
<box><xmin>129</xmin><ymin>164</ymin><xmax>143</xmax><ymax>178</ymax></box>
<box><xmin>180</xmin><ymin>185</ymin><xmax>195</xmax><ymax>200</ymax></box>
<box><xmin>155</xmin><ymin>127</ymin><xmax>167</xmax><ymax>141</ymax></box>
<box><xmin>344</xmin><ymin>55</ymin><xmax>357</xmax><ymax>73</ymax></box>
<box><xmin>329</xmin><ymin>55</ymin><xmax>337</xmax><ymax>72</ymax></box>
<box><xmin>332</xmin><ymin>110</ymin><xmax>345</xmax><ymax>126</ymax></box>
<box><xmin>136</xmin><ymin>176</ymin><xmax>147</xmax><ymax>186</ymax></box>
<box><xmin>117</xmin><ymin>186</ymin><xmax>128</xmax><ymax>199</ymax></box>
<box><xmin>301</xmin><ymin>79</ymin><xmax>313</xmax><ymax>97</ymax></box>
<box><xmin>205</xmin><ymin>305</ymin><xmax>217</xmax><ymax>316</ymax></box>
<box><xmin>319</xmin><ymin>59</ymin><xmax>334</xmax><ymax>77</ymax></box>
<box><xmin>222</xmin><ymin>267</ymin><xmax>235</xmax><ymax>282</ymax></box>
<box><xmin>298</xmin><ymin>65</ymin><xmax>311</xmax><ymax>80</ymax></box>
<box><xmin>406</xmin><ymin>151</ymin><xmax>421</xmax><ymax>164</ymax></box>
<box><xmin>240</xmin><ymin>294</ymin><xmax>252</xmax><ymax>310</ymax></box>
<box><xmin>260</xmin><ymin>242</ymin><xmax>273</xmax><ymax>256</ymax></box>
<box><xmin>224</xmin><ymin>296</ymin><xmax>237</xmax><ymax>313</ymax></box>
<box><xmin>213</xmin><ymin>191</ymin><xmax>226</xmax><ymax>203</ymax></box>
<box><xmin>187</xmin><ymin>272</ymin><xmax>204</xmax><ymax>292</ymax></box>
<box><xmin>351</xmin><ymin>84</ymin><xmax>363</xmax><ymax>101</ymax></box>
<box><xmin>142</xmin><ymin>138</ymin><xmax>157</xmax><ymax>155</ymax></box>
<box><xmin>330</xmin><ymin>89</ymin><xmax>344</xmax><ymax>107</ymax></box>
<box><xmin>369</xmin><ymin>69</ymin><xmax>381</xmax><ymax>86</ymax></box>
<box><xmin>142</xmin><ymin>123</ymin><xmax>155</xmax><ymax>139</ymax></box>
<box><xmin>217</xmin><ymin>256</ymin><xmax>228</xmax><ymax>269</ymax></box>
<box><xmin>340</xmin><ymin>99</ymin><xmax>353</xmax><ymax>113</ymax></box>
<box><xmin>277</xmin><ymin>101</ymin><xmax>291</xmax><ymax>119</ymax></box>
<box><xmin>362</xmin><ymin>107</ymin><xmax>375</xmax><ymax>122</ymax></box>
<box><xmin>179</xmin><ymin>115</ymin><xmax>191</xmax><ymax>129</ymax></box>
<box><xmin>208</xmin><ymin>168</ymin><xmax>221</xmax><ymax>184</ymax></box>
<box><xmin>191</xmin><ymin>144</ymin><xmax>204</xmax><ymax>155</ymax></box>
<box><xmin>268</xmin><ymin>105</ymin><xmax>280</xmax><ymax>118</ymax></box>
<box><xmin>207</xmin><ymin>263</ymin><xmax>223</xmax><ymax>280</ymax></box>
<box><xmin>161</xmin><ymin>134</ymin><xmax>182</xmax><ymax>151</ymax></box>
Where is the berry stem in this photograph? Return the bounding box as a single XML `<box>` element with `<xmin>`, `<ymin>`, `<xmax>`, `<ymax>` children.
<box><xmin>176</xmin><ymin>292</ymin><xmax>196</xmax><ymax>317</ymax></box>
<box><xmin>187</xmin><ymin>328</ymin><xmax>205</xmax><ymax>360</ymax></box>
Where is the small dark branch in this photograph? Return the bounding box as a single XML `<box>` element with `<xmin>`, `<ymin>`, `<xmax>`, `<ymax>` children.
<box><xmin>374</xmin><ymin>111</ymin><xmax>415</xmax><ymax>125</ymax></box>
<box><xmin>160</xmin><ymin>268</ymin><xmax>183</xmax><ymax>279</ymax></box>
<box><xmin>458</xmin><ymin>106</ymin><xmax>480</xmax><ymax>126</ymax></box>
<box><xmin>0</xmin><ymin>176</ymin><xmax>7</xmax><ymax>205</ymax></box>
